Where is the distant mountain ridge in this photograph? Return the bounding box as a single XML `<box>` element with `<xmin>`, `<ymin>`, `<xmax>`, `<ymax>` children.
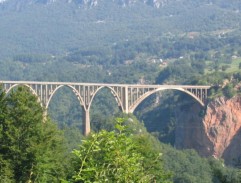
<box><xmin>0</xmin><ymin>0</ymin><xmax>240</xmax><ymax>11</ymax></box>
<box><xmin>0</xmin><ymin>0</ymin><xmax>241</xmax><ymax>60</ymax></box>
<box><xmin>0</xmin><ymin>0</ymin><xmax>181</xmax><ymax>9</ymax></box>
<box><xmin>1</xmin><ymin>0</ymin><xmax>240</xmax><ymax>10</ymax></box>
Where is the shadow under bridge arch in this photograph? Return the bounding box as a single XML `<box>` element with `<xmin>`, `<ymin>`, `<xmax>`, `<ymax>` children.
<box><xmin>87</xmin><ymin>86</ymin><xmax>124</xmax><ymax>112</ymax></box>
<box><xmin>129</xmin><ymin>87</ymin><xmax>205</xmax><ymax>113</ymax></box>
<box><xmin>45</xmin><ymin>84</ymin><xmax>85</xmax><ymax>110</ymax></box>
<box><xmin>46</xmin><ymin>84</ymin><xmax>86</xmax><ymax>130</ymax></box>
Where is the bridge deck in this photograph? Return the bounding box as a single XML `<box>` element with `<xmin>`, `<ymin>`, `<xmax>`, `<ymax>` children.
<box><xmin>0</xmin><ymin>80</ymin><xmax>211</xmax><ymax>89</ymax></box>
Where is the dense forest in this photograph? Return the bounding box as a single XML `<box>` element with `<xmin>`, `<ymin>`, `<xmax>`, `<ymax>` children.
<box><xmin>1</xmin><ymin>0</ymin><xmax>241</xmax><ymax>182</ymax></box>
<box><xmin>0</xmin><ymin>0</ymin><xmax>241</xmax><ymax>61</ymax></box>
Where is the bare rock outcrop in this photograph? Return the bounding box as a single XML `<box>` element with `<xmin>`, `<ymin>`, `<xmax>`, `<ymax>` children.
<box><xmin>175</xmin><ymin>96</ymin><xmax>241</xmax><ymax>165</ymax></box>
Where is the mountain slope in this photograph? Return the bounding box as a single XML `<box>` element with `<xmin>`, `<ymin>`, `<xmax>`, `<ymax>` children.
<box><xmin>0</xmin><ymin>0</ymin><xmax>241</xmax><ymax>60</ymax></box>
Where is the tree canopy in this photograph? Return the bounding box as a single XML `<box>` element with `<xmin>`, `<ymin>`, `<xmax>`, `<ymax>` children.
<box><xmin>68</xmin><ymin>118</ymin><xmax>172</xmax><ymax>183</ymax></box>
<box><xmin>0</xmin><ymin>86</ymin><xmax>68</xmax><ymax>182</ymax></box>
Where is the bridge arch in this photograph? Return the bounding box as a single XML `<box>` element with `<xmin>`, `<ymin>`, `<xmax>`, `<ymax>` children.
<box><xmin>129</xmin><ymin>87</ymin><xmax>204</xmax><ymax>113</ymax></box>
<box><xmin>87</xmin><ymin>86</ymin><xmax>124</xmax><ymax>111</ymax></box>
<box><xmin>45</xmin><ymin>85</ymin><xmax>86</xmax><ymax>110</ymax></box>
<box><xmin>5</xmin><ymin>84</ymin><xmax>41</xmax><ymax>104</ymax></box>
<box><xmin>6</xmin><ymin>84</ymin><xmax>38</xmax><ymax>96</ymax></box>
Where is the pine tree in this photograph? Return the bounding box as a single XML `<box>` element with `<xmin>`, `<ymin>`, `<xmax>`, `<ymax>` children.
<box><xmin>0</xmin><ymin>85</ymin><xmax>15</xmax><ymax>182</ymax></box>
<box><xmin>0</xmin><ymin>86</ymin><xmax>67</xmax><ymax>182</ymax></box>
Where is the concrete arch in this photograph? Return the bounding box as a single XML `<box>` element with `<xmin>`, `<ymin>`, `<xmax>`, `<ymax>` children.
<box><xmin>5</xmin><ymin>84</ymin><xmax>41</xmax><ymax>104</ymax></box>
<box><xmin>129</xmin><ymin>87</ymin><xmax>204</xmax><ymax>113</ymax></box>
<box><xmin>87</xmin><ymin>86</ymin><xmax>124</xmax><ymax>111</ymax></box>
<box><xmin>45</xmin><ymin>85</ymin><xmax>85</xmax><ymax>110</ymax></box>
<box><xmin>6</xmin><ymin>84</ymin><xmax>38</xmax><ymax>96</ymax></box>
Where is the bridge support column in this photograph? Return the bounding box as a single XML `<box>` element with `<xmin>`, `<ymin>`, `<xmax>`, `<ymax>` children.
<box><xmin>43</xmin><ymin>109</ymin><xmax>48</xmax><ymax>122</ymax></box>
<box><xmin>123</xmin><ymin>86</ymin><xmax>129</xmax><ymax>113</ymax></box>
<box><xmin>83</xmin><ymin>109</ymin><xmax>90</xmax><ymax>136</ymax></box>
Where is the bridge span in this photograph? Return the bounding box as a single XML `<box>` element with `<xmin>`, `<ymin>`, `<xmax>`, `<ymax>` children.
<box><xmin>0</xmin><ymin>81</ymin><xmax>211</xmax><ymax>135</ymax></box>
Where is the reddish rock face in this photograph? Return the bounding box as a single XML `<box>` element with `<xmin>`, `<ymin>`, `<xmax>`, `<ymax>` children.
<box><xmin>175</xmin><ymin>96</ymin><xmax>241</xmax><ymax>165</ymax></box>
<box><xmin>204</xmin><ymin>96</ymin><xmax>241</xmax><ymax>164</ymax></box>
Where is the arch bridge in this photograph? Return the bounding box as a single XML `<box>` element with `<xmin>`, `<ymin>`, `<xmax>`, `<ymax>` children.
<box><xmin>0</xmin><ymin>81</ymin><xmax>211</xmax><ymax>135</ymax></box>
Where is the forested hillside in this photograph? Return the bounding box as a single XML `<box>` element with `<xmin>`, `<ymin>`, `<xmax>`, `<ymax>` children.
<box><xmin>0</xmin><ymin>0</ymin><xmax>241</xmax><ymax>60</ymax></box>
<box><xmin>1</xmin><ymin>0</ymin><xmax>241</xmax><ymax>181</ymax></box>
<box><xmin>1</xmin><ymin>0</ymin><xmax>241</xmax><ymax>139</ymax></box>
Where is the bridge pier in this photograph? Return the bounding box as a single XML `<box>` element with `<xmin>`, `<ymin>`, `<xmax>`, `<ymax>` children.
<box><xmin>123</xmin><ymin>86</ymin><xmax>129</xmax><ymax>113</ymax></box>
<box><xmin>83</xmin><ymin>109</ymin><xmax>90</xmax><ymax>135</ymax></box>
<box><xmin>43</xmin><ymin>109</ymin><xmax>48</xmax><ymax>122</ymax></box>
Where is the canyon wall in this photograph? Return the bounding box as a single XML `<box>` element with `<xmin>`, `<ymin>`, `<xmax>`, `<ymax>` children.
<box><xmin>175</xmin><ymin>96</ymin><xmax>241</xmax><ymax>166</ymax></box>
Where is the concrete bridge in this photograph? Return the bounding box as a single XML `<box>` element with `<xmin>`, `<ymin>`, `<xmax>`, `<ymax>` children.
<box><xmin>0</xmin><ymin>81</ymin><xmax>211</xmax><ymax>135</ymax></box>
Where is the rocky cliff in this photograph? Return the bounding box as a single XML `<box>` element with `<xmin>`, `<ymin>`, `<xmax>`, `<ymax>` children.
<box><xmin>175</xmin><ymin>96</ymin><xmax>241</xmax><ymax>166</ymax></box>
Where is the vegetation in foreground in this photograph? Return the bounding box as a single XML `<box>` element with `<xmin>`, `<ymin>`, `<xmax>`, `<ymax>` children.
<box><xmin>66</xmin><ymin>118</ymin><xmax>172</xmax><ymax>183</ymax></box>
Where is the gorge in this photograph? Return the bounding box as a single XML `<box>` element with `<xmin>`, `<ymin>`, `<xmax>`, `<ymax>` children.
<box><xmin>175</xmin><ymin>95</ymin><xmax>241</xmax><ymax>166</ymax></box>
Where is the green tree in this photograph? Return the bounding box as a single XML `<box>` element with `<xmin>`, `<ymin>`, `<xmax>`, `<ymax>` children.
<box><xmin>209</xmin><ymin>158</ymin><xmax>241</xmax><ymax>183</ymax></box>
<box><xmin>69</xmin><ymin>118</ymin><xmax>172</xmax><ymax>183</ymax></box>
<box><xmin>0</xmin><ymin>86</ymin><xmax>67</xmax><ymax>182</ymax></box>
<box><xmin>0</xmin><ymin>86</ymin><xmax>15</xmax><ymax>182</ymax></box>
<box><xmin>223</xmin><ymin>83</ymin><xmax>236</xmax><ymax>99</ymax></box>
<box><xmin>133</xmin><ymin>134</ymin><xmax>173</xmax><ymax>183</ymax></box>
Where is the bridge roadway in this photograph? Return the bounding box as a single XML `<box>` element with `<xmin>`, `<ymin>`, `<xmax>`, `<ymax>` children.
<box><xmin>0</xmin><ymin>81</ymin><xmax>211</xmax><ymax>135</ymax></box>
